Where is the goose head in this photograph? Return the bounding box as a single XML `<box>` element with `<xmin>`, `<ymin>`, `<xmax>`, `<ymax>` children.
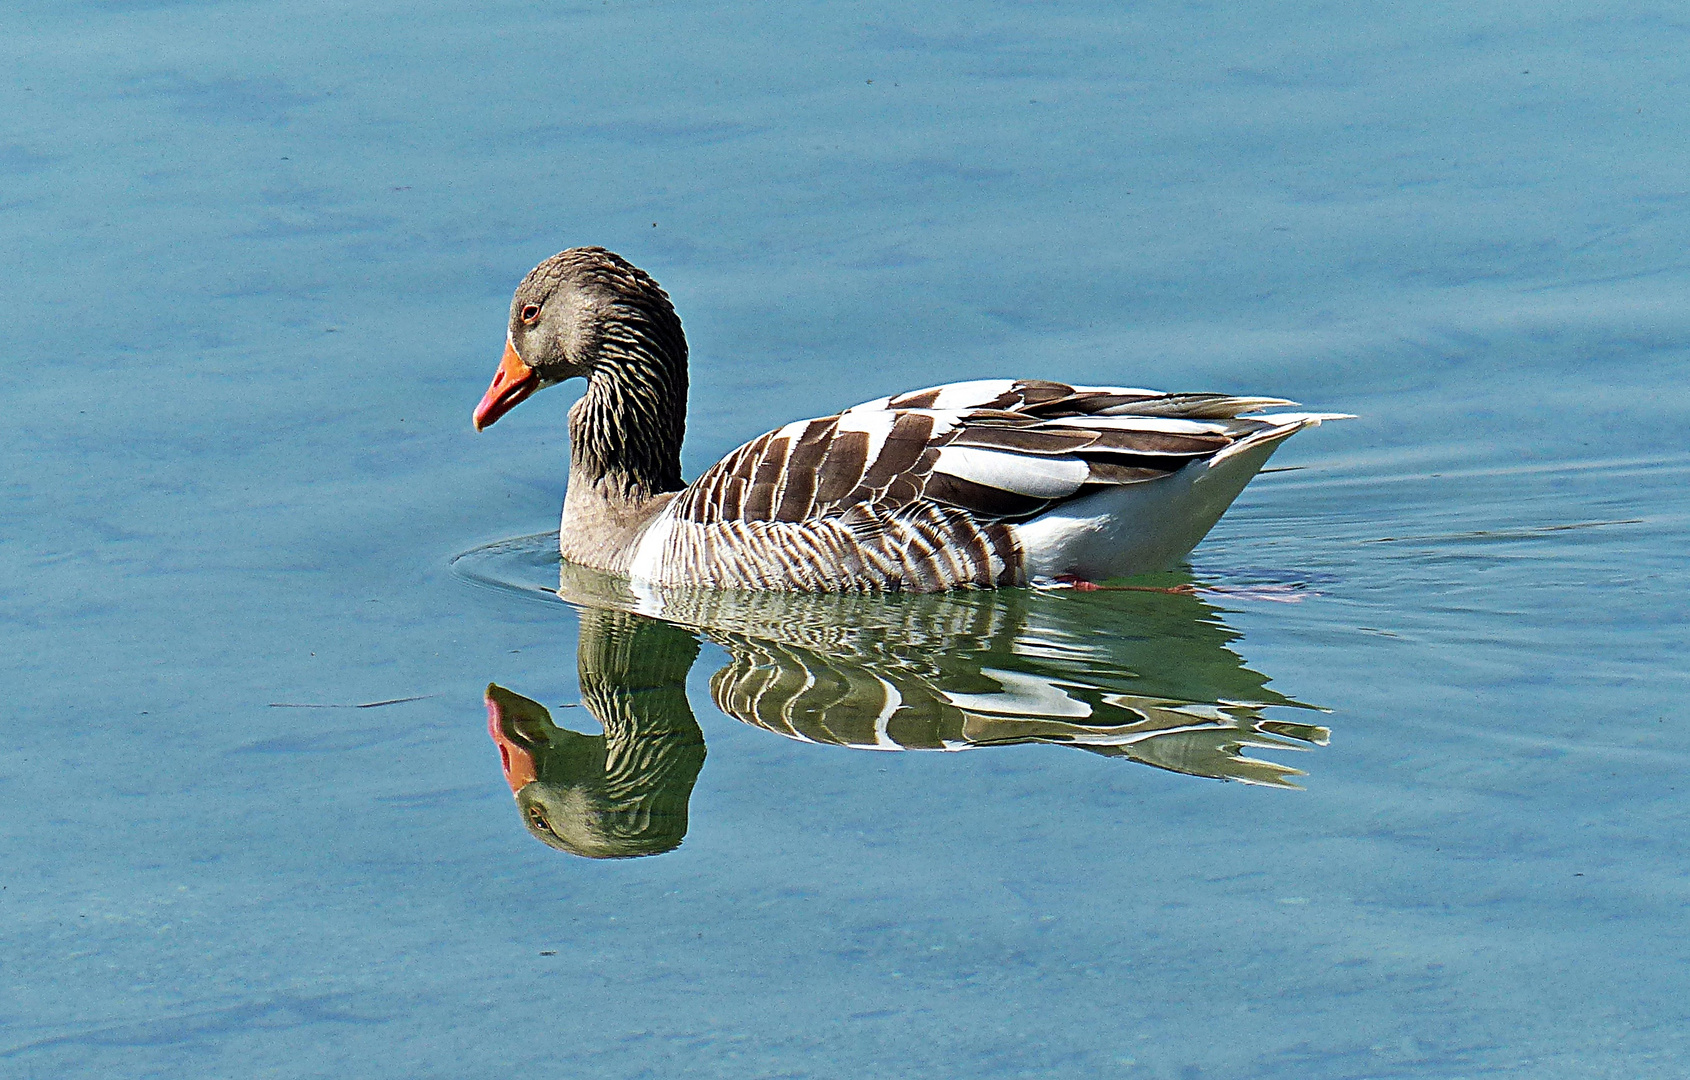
<box><xmin>472</xmin><ymin>247</ymin><xmax>686</xmax><ymax>432</ymax></box>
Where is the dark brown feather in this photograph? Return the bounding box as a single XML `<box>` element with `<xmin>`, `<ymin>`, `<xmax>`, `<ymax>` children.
<box><xmin>814</xmin><ymin>430</ymin><xmax>870</xmax><ymax>504</ymax></box>
<box><xmin>688</xmin><ymin>468</ymin><xmax>722</xmax><ymax>523</ymax></box>
<box><xmin>1088</xmin><ymin>428</ymin><xmax>1231</xmax><ymax>455</ymax></box>
<box><xmin>923</xmin><ymin>472</ymin><xmax>1054</xmax><ymax>519</ymax></box>
<box><xmin>889</xmin><ymin>388</ymin><xmax>941</xmax><ymax>409</ymax></box>
<box><xmin>965</xmin><ymin>408</ymin><xmax>1037</xmax><ymax>422</ymax></box>
<box><xmin>949</xmin><ymin>426</ymin><xmax>1101</xmax><ymax>455</ymax></box>
<box><xmin>737</xmin><ymin>436</ymin><xmax>790</xmax><ymax>521</ymax></box>
<box><xmin>1014</xmin><ymin>380</ymin><xmax>1075</xmax><ymax>404</ymax></box>
<box><xmin>880</xmin><ymin>472</ymin><xmax>923</xmax><ymax>509</ymax></box>
<box><xmin>1017</xmin><ymin>391</ymin><xmax>1152</xmax><ymax>417</ymax></box>
<box><xmin>859</xmin><ymin>412</ymin><xmax>937</xmax><ymax>489</ymax></box>
<box><xmin>774</xmin><ymin>429</ymin><xmax>830</xmax><ymax>522</ymax></box>
<box><xmin>955</xmin><ymin>516</ymin><xmax>995</xmax><ymax>586</ymax></box>
<box><xmin>1084</xmin><ymin>461</ymin><xmax>1171</xmax><ymax>484</ymax></box>
<box><xmin>718</xmin><ymin>475</ymin><xmax>746</xmax><ymax>520</ymax></box>
<box><xmin>986</xmin><ymin>523</ymin><xmax>1021</xmax><ymax>586</ymax></box>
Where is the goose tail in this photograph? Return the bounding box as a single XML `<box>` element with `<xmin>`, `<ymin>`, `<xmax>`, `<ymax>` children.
<box><xmin>1016</xmin><ymin>411</ymin><xmax>1354</xmax><ymax>582</ymax></box>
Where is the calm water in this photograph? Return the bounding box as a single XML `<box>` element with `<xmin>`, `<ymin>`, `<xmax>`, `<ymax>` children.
<box><xmin>6</xmin><ymin>1</ymin><xmax>1689</xmax><ymax>1076</ymax></box>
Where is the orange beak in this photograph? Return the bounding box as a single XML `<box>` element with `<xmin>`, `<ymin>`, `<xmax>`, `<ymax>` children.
<box><xmin>473</xmin><ymin>336</ymin><xmax>539</xmax><ymax>431</ymax></box>
<box><xmin>486</xmin><ymin>687</ymin><xmax>539</xmax><ymax>794</ymax></box>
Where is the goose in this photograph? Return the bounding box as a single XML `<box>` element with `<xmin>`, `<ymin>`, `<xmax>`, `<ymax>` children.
<box><xmin>473</xmin><ymin>247</ymin><xmax>1349</xmax><ymax>592</ymax></box>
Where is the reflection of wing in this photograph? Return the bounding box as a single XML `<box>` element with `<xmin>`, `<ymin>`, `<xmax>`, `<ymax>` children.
<box><xmin>1075</xmin><ymin>703</ymin><xmax>1331</xmax><ymax>789</ymax></box>
<box><xmin>710</xmin><ymin>642</ymin><xmax>1327</xmax><ymax>788</ymax></box>
<box><xmin>558</xmin><ymin>561</ymin><xmax>1331</xmax><ymax>788</ymax></box>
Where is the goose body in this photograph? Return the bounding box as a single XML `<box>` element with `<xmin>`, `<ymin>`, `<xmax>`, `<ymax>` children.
<box><xmin>474</xmin><ymin>248</ymin><xmax>1348</xmax><ymax>593</ymax></box>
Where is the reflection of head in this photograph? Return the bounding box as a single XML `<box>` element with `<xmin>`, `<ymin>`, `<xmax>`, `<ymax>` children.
<box><xmin>485</xmin><ymin>611</ymin><xmax>705</xmax><ymax>858</ymax></box>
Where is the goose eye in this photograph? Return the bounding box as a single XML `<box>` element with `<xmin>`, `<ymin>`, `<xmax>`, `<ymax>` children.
<box><xmin>519</xmin><ymin>304</ymin><xmax>541</xmax><ymax>324</ymax></box>
<box><xmin>527</xmin><ymin>805</ymin><xmax>552</xmax><ymax>833</ymax></box>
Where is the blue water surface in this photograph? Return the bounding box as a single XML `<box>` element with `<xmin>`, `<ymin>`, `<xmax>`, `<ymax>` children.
<box><xmin>4</xmin><ymin>1</ymin><xmax>1689</xmax><ymax>1076</ymax></box>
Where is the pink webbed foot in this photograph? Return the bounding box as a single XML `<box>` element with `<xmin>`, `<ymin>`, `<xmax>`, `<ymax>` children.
<box><xmin>1049</xmin><ymin>574</ymin><xmax>1198</xmax><ymax>595</ymax></box>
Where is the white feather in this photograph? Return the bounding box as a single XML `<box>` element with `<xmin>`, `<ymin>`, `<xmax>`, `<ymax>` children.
<box><xmin>932</xmin><ymin>446</ymin><xmax>1090</xmax><ymax>498</ymax></box>
<box><xmin>853</xmin><ymin>379</ymin><xmax>1014</xmax><ymax>412</ymax></box>
<box><xmin>928</xmin><ymin>379</ymin><xmax>1018</xmax><ymax>410</ymax></box>
<box><xmin>843</xmin><ymin>394</ymin><xmax>892</xmax><ymax>414</ymax></box>
<box><xmin>626</xmin><ymin>510</ymin><xmax>675</xmax><ymax>583</ymax></box>
<box><xmin>1208</xmin><ymin>414</ymin><xmax>1353</xmax><ymax>465</ymax></box>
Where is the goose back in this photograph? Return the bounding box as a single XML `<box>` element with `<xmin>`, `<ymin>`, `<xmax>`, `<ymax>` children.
<box><xmin>625</xmin><ymin>378</ymin><xmax>1343</xmax><ymax>591</ymax></box>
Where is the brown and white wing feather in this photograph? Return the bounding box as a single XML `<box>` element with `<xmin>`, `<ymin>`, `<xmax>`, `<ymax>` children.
<box><xmin>851</xmin><ymin>378</ymin><xmax>1299</xmax><ymax>420</ymax></box>
<box><xmin>645</xmin><ymin>379</ymin><xmax>1342</xmax><ymax>591</ymax></box>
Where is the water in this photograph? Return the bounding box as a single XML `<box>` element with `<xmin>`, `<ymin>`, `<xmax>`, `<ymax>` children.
<box><xmin>5</xmin><ymin>1</ymin><xmax>1688</xmax><ymax>1076</ymax></box>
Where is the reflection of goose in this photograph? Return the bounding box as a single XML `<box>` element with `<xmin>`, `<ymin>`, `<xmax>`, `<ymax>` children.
<box><xmin>472</xmin><ymin>247</ymin><xmax>1347</xmax><ymax>591</ymax></box>
<box><xmin>485</xmin><ymin>567</ymin><xmax>1329</xmax><ymax>857</ymax></box>
<box><xmin>562</xmin><ymin>563</ymin><xmax>1329</xmax><ymax>787</ymax></box>
<box><xmin>485</xmin><ymin>611</ymin><xmax>704</xmax><ymax>859</ymax></box>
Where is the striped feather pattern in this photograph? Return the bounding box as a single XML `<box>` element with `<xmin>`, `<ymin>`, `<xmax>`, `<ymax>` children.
<box><xmin>641</xmin><ymin>379</ymin><xmax>1337</xmax><ymax>591</ymax></box>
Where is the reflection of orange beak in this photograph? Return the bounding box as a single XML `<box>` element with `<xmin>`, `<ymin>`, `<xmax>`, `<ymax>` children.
<box><xmin>472</xmin><ymin>337</ymin><xmax>539</xmax><ymax>431</ymax></box>
<box><xmin>485</xmin><ymin>688</ymin><xmax>538</xmax><ymax>793</ymax></box>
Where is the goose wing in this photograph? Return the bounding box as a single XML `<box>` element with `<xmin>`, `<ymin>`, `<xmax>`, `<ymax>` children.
<box><xmin>670</xmin><ymin>378</ymin><xmax>1330</xmax><ymax>527</ymax></box>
